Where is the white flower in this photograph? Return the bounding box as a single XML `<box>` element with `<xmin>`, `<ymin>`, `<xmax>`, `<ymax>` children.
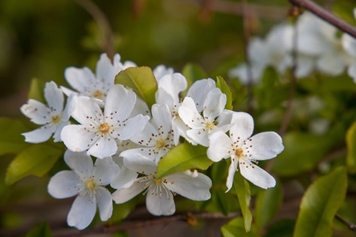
<box><xmin>178</xmin><ymin>88</ymin><xmax>231</xmax><ymax>147</ymax></box>
<box><xmin>47</xmin><ymin>150</ymin><xmax>120</xmax><ymax>230</ymax></box>
<box><xmin>153</xmin><ymin>64</ymin><xmax>174</xmax><ymax>81</ymax></box>
<box><xmin>62</xmin><ymin>53</ymin><xmax>135</xmax><ymax>105</ymax></box>
<box><xmin>61</xmin><ymin>84</ymin><xmax>149</xmax><ymax>159</ymax></box>
<box><xmin>207</xmin><ymin>112</ymin><xmax>284</xmax><ymax>191</ymax></box>
<box><xmin>120</xmin><ymin>104</ymin><xmax>176</xmax><ymax>164</ymax></box>
<box><xmin>112</xmin><ymin>154</ymin><xmax>212</xmax><ymax>216</ymax></box>
<box><xmin>20</xmin><ymin>81</ymin><xmax>75</xmax><ymax>143</ymax></box>
<box><xmin>341</xmin><ymin>9</ymin><xmax>356</xmax><ymax>82</ymax></box>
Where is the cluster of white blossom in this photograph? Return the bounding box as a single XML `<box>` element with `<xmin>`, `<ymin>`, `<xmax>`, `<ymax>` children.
<box><xmin>20</xmin><ymin>53</ymin><xmax>284</xmax><ymax>229</ymax></box>
<box><xmin>229</xmin><ymin>10</ymin><xmax>356</xmax><ymax>84</ymax></box>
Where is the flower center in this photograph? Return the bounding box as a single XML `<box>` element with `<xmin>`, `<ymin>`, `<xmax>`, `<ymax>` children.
<box><xmin>235</xmin><ymin>148</ymin><xmax>244</xmax><ymax>159</ymax></box>
<box><xmin>85</xmin><ymin>179</ymin><xmax>97</xmax><ymax>191</ymax></box>
<box><xmin>155</xmin><ymin>139</ymin><xmax>166</xmax><ymax>149</ymax></box>
<box><xmin>51</xmin><ymin>115</ymin><xmax>62</xmax><ymax>125</ymax></box>
<box><xmin>92</xmin><ymin>90</ymin><xmax>104</xmax><ymax>99</ymax></box>
<box><xmin>153</xmin><ymin>178</ymin><xmax>162</xmax><ymax>185</ymax></box>
<box><xmin>204</xmin><ymin>121</ymin><xmax>216</xmax><ymax>131</ymax></box>
<box><xmin>98</xmin><ymin>122</ymin><xmax>111</xmax><ymax>134</ymax></box>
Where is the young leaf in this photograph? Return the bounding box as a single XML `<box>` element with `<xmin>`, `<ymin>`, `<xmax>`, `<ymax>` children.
<box><xmin>221</xmin><ymin>217</ymin><xmax>258</xmax><ymax>237</ymax></box>
<box><xmin>293</xmin><ymin>167</ymin><xmax>347</xmax><ymax>237</ymax></box>
<box><xmin>216</xmin><ymin>76</ymin><xmax>233</xmax><ymax>110</ymax></box>
<box><xmin>115</xmin><ymin>66</ymin><xmax>157</xmax><ymax>108</ymax></box>
<box><xmin>0</xmin><ymin>118</ymin><xmax>30</xmax><ymax>155</ymax></box>
<box><xmin>156</xmin><ymin>143</ymin><xmax>212</xmax><ymax>179</ymax></box>
<box><xmin>28</xmin><ymin>78</ymin><xmax>46</xmax><ymax>103</ymax></box>
<box><xmin>346</xmin><ymin>121</ymin><xmax>356</xmax><ymax>174</ymax></box>
<box><xmin>234</xmin><ymin>172</ymin><xmax>252</xmax><ymax>232</ymax></box>
<box><xmin>5</xmin><ymin>143</ymin><xmax>64</xmax><ymax>185</ymax></box>
<box><xmin>25</xmin><ymin>222</ymin><xmax>52</xmax><ymax>237</ymax></box>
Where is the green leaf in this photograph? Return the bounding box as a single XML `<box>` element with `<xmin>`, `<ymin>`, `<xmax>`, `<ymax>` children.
<box><xmin>28</xmin><ymin>78</ymin><xmax>46</xmax><ymax>103</ymax></box>
<box><xmin>0</xmin><ymin>118</ymin><xmax>30</xmax><ymax>155</ymax></box>
<box><xmin>234</xmin><ymin>172</ymin><xmax>252</xmax><ymax>232</ymax></box>
<box><xmin>346</xmin><ymin>121</ymin><xmax>356</xmax><ymax>174</ymax></box>
<box><xmin>293</xmin><ymin>167</ymin><xmax>348</xmax><ymax>237</ymax></box>
<box><xmin>221</xmin><ymin>217</ymin><xmax>258</xmax><ymax>237</ymax></box>
<box><xmin>156</xmin><ymin>143</ymin><xmax>212</xmax><ymax>179</ymax></box>
<box><xmin>111</xmin><ymin>197</ymin><xmax>138</xmax><ymax>222</ymax></box>
<box><xmin>255</xmin><ymin>180</ymin><xmax>283</xmax><ymax>228</ymax></box>
<box><xmin>216</xmin><ymin>76</ymin><xmax>233</xmax><ymax>110</ymax></box>
<box><xmin>115</xmin><ymin>66</ymin><xmax>157</xmax><ymax>108</ymax></box>
<box><xmin>264</xmin><ymin>219</ymin><xmax>295</xmax><ymax>237</ymax></box>
<box><xmin>25</xmin><ymin>222</ymin><xmax>52</xmax><ymax>237</ymax></box>
<box><xmin>5</xmin><ymin>143</ymin><xmax>63</xmax><ymax>185</ymax></box>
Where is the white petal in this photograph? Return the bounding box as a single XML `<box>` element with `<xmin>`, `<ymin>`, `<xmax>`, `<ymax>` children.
<box><xmin>114</xmin><ymin>114</ymin><xmax>149</xmax><ymax>140</ymax></box>
<box><xmin>129</xmin><ymin>96</ymin><xmax>151</xmax><ymax>118</ymax></box>
<box><xmin>64</xmin><ymin>150</ymin><xmax>93</xmax><ymax>178</ymax></box>
<box><xmin>129</xmin><ymin>122</ymin><xmax>158</xmax><ymax>147</ymax></box>
<box><xmin>157</xmin><ymin>73</ymin><xmax>187</xmax><ymax>104</ymax></box>
<box><xmin>53</xmin><ymin>121</ymin><xmax>70</xmax><ymax>142</ymax></box>
<box><xmin>94</xmin><ymin>157</ymin><xmax>120</xmax><ymax>185</ymax></box>
<box><xmin>317</xmin><ymin>52</ymin><xmax>349</xmax><ymax>76</ymax></box>
<box><xmin>179</xmin><ymin>97</ymin><xmax>203</xmax><ymax>129</ymax></box>
<box><xmin>155</xmin><ymin>88</ymin><xmax>175</xmax><ymax>109</ymax></box>
<box><xmin>187</xmin><ymin>78</ymin><xmax>216</xmax><ymax>112</ymax></box>
<box><xmin>146</xmin><ymin>187</ymin><xmax>175</xmax><ymax>216</ymax></box>
<box><xmin>87</xmin><ymin>136</ymin><xmax>118</xmax><ymax>159</ymax></box>
<box><xmin>20</xmin><ymin>99</ymin><xmax>50</xmax><ymax>125</ymax></box>
<box><xmin>239</xmin><ymin>159</ymin><xmax>276</xmax><ymax>189</ymax></box>
<box><xmin>348</xmin><ymin>63</ymin><xmax>356</xmax><ymax>82</ymax></box>
<box><xmin>71</xmin><ymin>96</ymin><xmax>103</xmax><ymax>125</ymax></box>
<box><xmin>112</xmin><ymin>180</ymin><xmax>146</xmax><ymax>204</ymax></box>
<box><xmin>120</xmin><ymin>147</ymin><xmax>159</xmax><ymax>163</ymax></box>
<box><xmin>96</xmin><ymin>53</ymin><xmax>116</xmax><ymax>89</ymax></box>
<box><xmin>165</xmin><ymin>172</ymin><xmax>211</xmax><ymax>200</ymax></box>
<box><xmin>244</xmin><ymin>132</ymin><xmax>284</xmax><ymax>161</ymax></box>
<box><xmin>153</xmin><ymin>64</ymin><xmax>174</xmax><ymax>81</ymax></box>
<box><xmin>67</xmin><ymin>195</ymin><xmax>96</xmax><ymax>230</ymax></box>
<box><xmin>230</xmin><ymin>112</ymin><xmax>254</xmax><ymax>143</ymax></box>
<box><xmin>61</xmin><ymin>125</ymin><xmax>97</xmax><ymax>153</ymax></box>
<box><xmin>105</xmin><ymin>85</ymin><xmax>136</xmax><ymax>122</ymax></box>
<box><xmin>22</xmin><ymin>126</ymin><xmax>54</xmax><ymax>143</ymax></box>
<box><xmin>151</xmin><ymin>104</ymin><xmax>172</xmax><ymax>135</ymax></box>
<box><xmin>342</xmin><ymin>33</ymin><xmax>356</xmax><ymax>58</ymax></box>
<box><xmin>123</xmin><ymin>153</ymin><xmax>156</xmax><ymax>175</ymax></box>
<box><xmin>203</xmin><ymin>88</ymin><xmax>226</xmax><ymax>120</ymax></box>
<box><xmin>296</xmin><ymin>54</ymin><xmax>315</xmax><ymax>78</ymax></box>
<box><xmin>44</xmin><ymin>81</ymin><xmax>64</xmax><ymax>112</ymax></box>
<box><xmin>111</xmin><ymin>156</ymin><xmax>138</xmax><ymax>189</ymax></box>
<box><xmin>64</xmin><ymin>67</ymin><xmax>96</xmax><ymax>94</ymax></box>
<box><xmin>226</xmin><ymin>158</ymin><xmax>238</xmax><ymax>192</ymax></box>
<box><xmin>48</xmin><ymin>170</ymin><xmax>80</xmax><ymax>198</ymax></box>
<box><xmin>96</xmin><ymin>187</ymin><xmax>113</xmax><ymax>221</ymax></box>
<box><xmin>207</xmin><ymin>131</ymin><xmax>232</xmax><ymax>162</ymax></box>
<box><xmin>186</xmin><ymin>128</ymin><xmax>209</xmax><ymax>147</ymax></box>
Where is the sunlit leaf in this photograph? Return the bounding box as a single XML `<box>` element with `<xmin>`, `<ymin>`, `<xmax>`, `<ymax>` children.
<box><xmin>346</xmin><ymin>121</ymin><xmax>356</xmax><ymax>174</ymax></box>
<box><xmin>156</xmin><ymin>142</ymin><xmax>212</xmax><ymax>179</ymax></box>
<box><xmin>221</xmin><ymin>217</ymin><xmax>258</xmax><ymax>237</ymax></box>
<box><xmin>255</xmin><ymin>180</ymin><xmax>283</xmax><ymax>228</ymax></box>
<box><xmin>0</xmin><ymin>118</ymin><xmax>30</xmax><ymax>155</ymax></box>
<box><xmin>293</xmin><ymin>167</ymin><xmax>347</xmax><ymax>237</ymax></box>
<box><xmin>5</xmin><ymin>143</ymin><xmax>64</xmax><ymax>185</ymax></box>
<box><xmin>234</xmin><ymin>172</ymin><xmax>252</xmax><ymax>232</ymax></box>
<box><xmin>216</xmin><ymin>76</ymin><xmax>233</xmax><ymax>110</ymax></box>
<box><xmin>115</xmin><ymin>66</ymin><xmax>157</xmax><ymax>108</ymax></box>
<box><xmin>25</xmin><ymin>222</ymin><xmax>52</xmax><ymax>237</ymax></box>
<box><xmin>28</xmin><ymin>78</ymin><xmax>45</xmax><ymax>103</ymax></box>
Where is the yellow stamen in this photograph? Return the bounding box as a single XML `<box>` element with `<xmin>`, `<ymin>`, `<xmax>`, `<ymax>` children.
<box><xmin>98</xmin><ymin>122</ymin><xmax>111</xmax><ymax>134</ymax></box>
<box><xmin>51</xmin><ymin>115</ymin><xmax>61</xmax><ymax>124</ymax></box>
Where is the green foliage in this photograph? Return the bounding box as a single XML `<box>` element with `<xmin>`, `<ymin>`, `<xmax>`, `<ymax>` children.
<box><xmin>346</xmin><ymin>121</ymin><xmax>356</xmax><ymax>174</ymax></box>
<box><xmin>115</xmin><ymin>66</ymin><xmax>158</xmax><ymax>109</ymax></box>
<box><xmin>221</xmin><ymin>217</ymin><xmax>258</xmax><ymax>237</ymax></box>
<box><xmin>25</xmin><ymin>222</ymin><xmax>52</xmax><ymax>237</ymax></box>
<box><xmin>181</xmin><ymin>63</ymin><xmax>207</xmax><ymax>92</ymax></box>
<box><xmin>5</xmin><ymin>143</ymin><xmax>64</xmax><ymax>185</ymax></box>
<box><xmin>255</xmin><ymin>180</ymin><xmax>283</xmax><ymax>229</ymax></box>
<box><xmin>233</xmin><ymin>172</ymin><xmax>252</xmax><ymax>232</ymax></box>
<box><xmin>293</xmin><ymin>167</ymin><xmax>348</xmax><ymax>237</ymax></box>
<box><xmin>156</xmin><ymin>142</ymin><xmax>212</xmax><ymax>179</ymax></box>
<box><xmin>216</xmin><ymin>76</ymin><xmax>233</xmax><ymax>110</ymax></box>
<box><xmin>264</xmin><ymin>219</ymin><xmax>295</xmax><ymax>237</ymax></box>
<box><xmin>27</xmin><ymin>78</ymin><xmax>46</xmax><ymax>103</ymax></box>
<box><xmin>110</xmin><ymin>197</ymin><xmax>138</xmax><ymax>223</ymax></box>
<box><xmin>0</xmin><ymin>118</ymin><xmax>30</xmax><ymax>155</ymax></box>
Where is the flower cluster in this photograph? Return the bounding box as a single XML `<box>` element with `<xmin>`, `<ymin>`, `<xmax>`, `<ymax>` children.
<box><xmin>229</xmin><ymin>10</ymin><xmax>356</xmax><ymax>84</ymax></box>
<box><xmin>20</xmin><ymin>53</ymin><xmax>284</xmax><ymax>229</ymax></box>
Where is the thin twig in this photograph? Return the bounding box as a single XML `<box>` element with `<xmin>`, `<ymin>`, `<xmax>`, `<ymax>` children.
<box><xmin>335</xmin><ymin>214</ymin><xmax>356</xmax><ymax>231</ymax></box>
<box><xmin>73</xmin><ymin>0</ymin><xmax>115</xmax><ymax>60</ymax></box>
<box><xmin>289</xmin><ymin>0</ymin><xmax>356</xmax><ymax>38</ymax></box>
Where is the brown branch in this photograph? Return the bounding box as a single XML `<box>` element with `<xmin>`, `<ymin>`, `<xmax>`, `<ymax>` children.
<box><xmin>335</xmin><ymin>214</ymin><xmax>356</xmax><ymax>232</ymax></box>
<box><xmin>176</xmin><ymin>0</ymin><xmax>287</xmax><ymax>20</ymax></box>
<box><xmin>289</xmin><ymin>0</ymin><xmax>356</xmax><ymax>38</ymax></box>
<box><xmin>73</xmin><ymin>0</ymin><xmax>115</xmax><ymax>60</ymax></box>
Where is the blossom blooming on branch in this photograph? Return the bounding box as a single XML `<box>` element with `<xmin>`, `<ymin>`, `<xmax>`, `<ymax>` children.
<box><xmin>112</xmin><ymin>154</ymin><xmax>212</xmax><ymax>216</ymax></box>
<box><xmin>48</xmin><ymin>150</ymin><xmax>120</xmax><ymax>230</ymax></box>
<box><xmin>61</xmin><ymin>84</ymin><xmax>149</xmax><ymax>158</ymax></box>
<box><xmin>20</xmin><ymin>81</ymin><xmax>75</xmax><ymax>143</ymax></box>
<box><xmin>207</xmin><ymin>112</ymin><xmax>284</xmax><ymax>191</ymax></box>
